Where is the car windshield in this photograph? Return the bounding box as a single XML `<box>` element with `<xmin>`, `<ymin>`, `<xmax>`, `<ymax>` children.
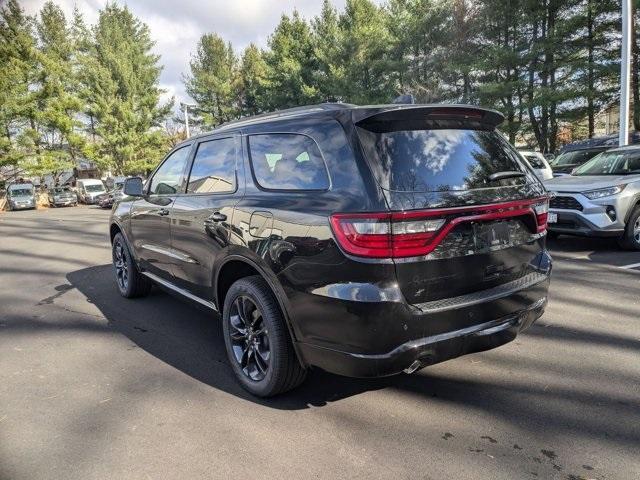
<box><xmin>52</xmin><ymin>188</ymin><xmax>71</xmax><ymax>194</ymax></box>
<box><xmin>522</xmin><ymin>154</ymin><xmax>545</xmax><ymax>169</ymax></box>
<box><xmin>573</xmin><ymin>151</ymin><xmax>640</xmax><ymax>175</ymax></box>
<box><xmin>9</xmin><ymin>187</ymin><xmax>33</xmax><ymax>196</ymax></box>
<box><xmin>551</xmin><ymin>149</ymin><xmax>602</xmax><ymax>166</ymax></box>
<box><xmin>85</xmin><ymin>184</ymin><xmax>104</xmax><ymax>192</ymax></box>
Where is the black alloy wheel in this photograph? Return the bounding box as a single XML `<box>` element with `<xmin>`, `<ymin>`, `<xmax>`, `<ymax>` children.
<box><xmin>228</xmin><ymin>295</ymin><xmax>271</xmax><ymax>381</ymax></box>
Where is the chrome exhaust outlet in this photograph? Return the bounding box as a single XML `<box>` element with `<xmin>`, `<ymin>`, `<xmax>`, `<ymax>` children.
<box><xmin>403</xmin><ymin>360</ymin><xmax>422</xmax><ymax>374</ymax></box>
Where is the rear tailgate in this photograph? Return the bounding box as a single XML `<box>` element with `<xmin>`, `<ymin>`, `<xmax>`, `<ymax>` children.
<box><xmin>353</xmin><ymin>106</ymin><xmax>549</xmax><ymax>306</ymax></box>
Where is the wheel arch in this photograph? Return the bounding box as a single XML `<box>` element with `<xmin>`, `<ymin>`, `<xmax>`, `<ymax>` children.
<box><xmin>214</xmin><ymin>255</ymin><xmax>307</xmax><ymax>367</ymax></box>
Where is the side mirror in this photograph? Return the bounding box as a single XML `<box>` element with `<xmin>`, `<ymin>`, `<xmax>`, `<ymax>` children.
<box><xmin>123</xmin><ymin>177</ymin><xmax>144</xmax><ymax>197</ymax></box>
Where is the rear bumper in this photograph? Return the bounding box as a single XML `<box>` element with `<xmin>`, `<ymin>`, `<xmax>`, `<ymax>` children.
<box><xmin>298</xmin><ymin>296</ymin><xmax>546</xmax><ymax>377</ymax></box>
<box><xmin>293</xmin><ymin>259</ymin><xmax>551</xmax><ymax>378</ymax></box>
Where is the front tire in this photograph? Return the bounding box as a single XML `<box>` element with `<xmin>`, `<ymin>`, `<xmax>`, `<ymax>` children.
<box><xmin>112</xmin><ymin>233</ymin><xmax>152</xmax><ymax>298</ymax></box>
<box><xmin>222</xmin><ymin>276</ymin><xmax>306</xmax><ymax>397</ymax></box>
<box><xmin>618</xmin><ymin>206</ymin><xmax>640</xmax><ymax>250</ymax></box>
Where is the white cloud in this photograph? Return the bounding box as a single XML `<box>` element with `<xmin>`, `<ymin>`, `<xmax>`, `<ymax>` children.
<box><xmin>20</xmin><ymin>0</ymin><xmax>379</xmax><ymax>111</ymax></box>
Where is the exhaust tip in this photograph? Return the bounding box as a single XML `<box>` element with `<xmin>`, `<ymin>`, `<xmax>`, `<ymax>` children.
<box><xmin>403</xmin><ymin>360</ymin><xmax>422</xmax><ymax>374</ymax></box>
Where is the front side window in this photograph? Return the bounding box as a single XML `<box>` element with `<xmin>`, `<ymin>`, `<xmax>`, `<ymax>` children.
<box><xmin>248</xmin><ymin>134</ymin><xmax>330</xmax><ymax>190</ymax></box>
<box><xmin>148</xmin><ymin>146</ymin><xmax>191</xmax><ymax>195</ymax></box>
<box><xmin>187</xmin><ymin>138</ymin><xmax>236</xmax><ymax>194</ymax></box>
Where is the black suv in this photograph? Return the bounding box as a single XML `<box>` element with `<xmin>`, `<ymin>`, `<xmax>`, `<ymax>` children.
<box><xmin>110</xmin><ymin>104</ymin><xmax>552</xmax><ymax>397</ymax></box>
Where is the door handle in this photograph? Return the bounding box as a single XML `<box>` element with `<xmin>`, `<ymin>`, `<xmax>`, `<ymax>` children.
<box><xmin>207</xmin><ymin>211</ymin><xmax>227</xmax><ymax>222</ymax></box>
<box><xmin>158</xmin><ymin>208</ymin><xmax>170</xmax><ymax>216</ymax></box>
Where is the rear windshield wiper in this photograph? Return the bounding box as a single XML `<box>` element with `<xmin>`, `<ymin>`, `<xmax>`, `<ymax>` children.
<box><xmin>488</xmin><ymin>171</ymin><xmax>526</xmax><ymax>182</ymax></box>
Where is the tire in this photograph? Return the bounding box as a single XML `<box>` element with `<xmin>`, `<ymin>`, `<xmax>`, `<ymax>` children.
<box><xmin>112</xmin><ymin>232</ymin><xmax>152</xmax><ymax>298</ymax></box>
<box><xmin>618</xmin><ymin>206</ymin><xmax>640</xmax><ymax>250</ymax></box>
<box><xmin>222</xmin><ymin>276</ymin><xmax>306</xmax><ymax>397</ymax></box>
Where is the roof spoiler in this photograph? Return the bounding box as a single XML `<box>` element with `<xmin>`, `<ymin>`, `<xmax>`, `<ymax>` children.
<box><xmin>352</xmin><ymin>105</ymin><xmax>505</xmax><ymax>129</ymax></box>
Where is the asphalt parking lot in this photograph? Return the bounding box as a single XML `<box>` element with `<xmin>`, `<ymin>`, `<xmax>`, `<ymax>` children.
<box><xmin>1</xmin><ymin>206</ymin><xmax>639</xmax><ymax>480</ymax></box>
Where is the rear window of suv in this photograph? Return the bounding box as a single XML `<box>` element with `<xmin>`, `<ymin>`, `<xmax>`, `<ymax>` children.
<box><xmin>357</xmin><ymin>127</ymin><xmax>527</xmax><ymax>192</ymax></box>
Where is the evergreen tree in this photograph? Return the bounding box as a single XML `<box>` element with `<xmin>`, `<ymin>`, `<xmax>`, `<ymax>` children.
<box><xmin>263</xmin><ymin>11</ymin><xmax>320</xmax><ymax>109</ymax></box>
<box><xmin>335</xmin><ymin>0</ymin><xmax>397</xmax><ymax>104</ymax></box>
<box><xmin>184</xmin><ymin>33</ymin><xmax>239</xmax><ymax>127</ymax></box>
<box><xmin>82</xmin><ymin>3</ymin><xmax>172</xmax><ymax>175</ymax></box>
<box><xmin>238</xmin><ymin>44</ymin><xmax>268</xmax><ymax>117</ymax></box>
<box><xmin>0</xmin><ymin>0</ymin><xmax>37</xmax><ymax>170</ymax></box>
<box><xmin>30</xmin><ymin>1</ymin><xmax>84</xmax><ymax>183</ymax></box>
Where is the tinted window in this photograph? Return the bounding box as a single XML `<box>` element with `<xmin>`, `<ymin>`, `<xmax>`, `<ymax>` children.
<box><xmin>149</xmin><ymin>146</ymin><xmax>190</xmax><ymax>195</ymax></box>
<box><xmin>574</xmin><ymin>151</ymin><xmax>640</xmax><ymax>175</ymax></box>
<box><xmin>357</xmin><ymin>128</ymin><xmax>527</xmax><ymax>192</ymax></box>
<box><xmin>249</xmin><ymin>134</ymin><xmax>330</xmax><ymax>190</ymax></box>
<box><xmin>187</xmin><ymin>138</ymin><xmax>236</xmax><ymax>194</ymax></box>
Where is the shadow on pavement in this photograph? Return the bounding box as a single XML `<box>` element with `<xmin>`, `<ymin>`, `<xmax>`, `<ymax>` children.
<box><xmin>65</xmin><ymin>263</ymin><xmax>640</xmax><ymax>449</ymax></box>
<box><xmin>67</xmin><ymin>264</ymin><xmax>391</xmax><ymax>410</ymax></box>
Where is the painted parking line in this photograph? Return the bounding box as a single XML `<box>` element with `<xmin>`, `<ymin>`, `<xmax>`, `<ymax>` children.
<box><xmin>619</xmin><ymin>262</ymin><xmax>640</xmax><ymax>270</ymax></box>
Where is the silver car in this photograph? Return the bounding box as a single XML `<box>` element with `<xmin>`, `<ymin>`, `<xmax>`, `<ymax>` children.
<box><xmin>6</xmin><ymin>184</ymin><xmax>36</xmax><ymax>210</ymax></box>
<box><xmin>544</xmin><ymin>145</ymin><xmax>640</xmax><ymax>249</ymax></box>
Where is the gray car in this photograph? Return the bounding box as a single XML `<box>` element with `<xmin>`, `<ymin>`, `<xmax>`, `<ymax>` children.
<box><xmin>6</xmin><ymin>184</ymin><xmax>36</xmax><ymax>210</ymax></box>
<box><xmin>48</xmin><ymin>186</ymin><xmax>78</xmax><ymax>207</ymax></box>
<box><xmin>544</xmin><ymin>145</ymin><xmax>640</xmax><ymax>249</ymax></box>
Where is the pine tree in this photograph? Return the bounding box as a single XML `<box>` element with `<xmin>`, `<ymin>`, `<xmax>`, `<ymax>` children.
<box><xmin>82</xmin><ymin>3</ymin><xmax>172</xmax><ymax>175</ymax></box>
<box><xmin>263</xmin><ymin>11</ymin><xmax>320</xmax><ymax>109</ymax></box>
<box><xmin>0</xmin><ymin>0</ymin><xmax>37</xmax><ymax>171</ymax></box>
<box><xmin>184</xmin><ymin>33</ymin><xmax>239</xmax><ymax>127</ymax></box>
<box><xmin>238</xmin><ymin>44</ymin><xmax>268</xmax><ymax>117</ymax></box>
<box><xmin>29</xmin><ymin>1</ymin><xmax>84</xmax><ymax>183</ymax></box>
<box><xmin>335</xmin><ymin>0</ymin><xmax>398</xmax><ymax>104</ymax></box>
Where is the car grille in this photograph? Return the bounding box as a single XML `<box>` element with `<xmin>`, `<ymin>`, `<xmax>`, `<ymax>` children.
<box><xmin>550</xmin><ymin>196</ymin><xmax>583</xmax><ymax>211</ymax></box>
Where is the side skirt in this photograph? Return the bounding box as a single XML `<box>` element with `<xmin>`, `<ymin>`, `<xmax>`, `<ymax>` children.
<box><xmin>141</xmin><ymin>271</ymin><xmax>217</xmax><ymax>311</ymax></box>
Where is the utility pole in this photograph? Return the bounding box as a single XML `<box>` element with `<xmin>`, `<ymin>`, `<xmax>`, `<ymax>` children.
<box><xmin>180</xmin><ymin>103</ymin><xmax>197</xmax><ymax>139</ymax></box>
<box><xmin>619</xmin><ymin>0</ymin><xmax>632</xmax><ymax>146</ymax></box>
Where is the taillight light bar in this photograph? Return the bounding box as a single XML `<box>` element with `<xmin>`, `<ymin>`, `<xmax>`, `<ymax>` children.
<box><xmin>330</xmin><ymin>197</ymin><xmax>550</xmax><ymax>259</ymax></box>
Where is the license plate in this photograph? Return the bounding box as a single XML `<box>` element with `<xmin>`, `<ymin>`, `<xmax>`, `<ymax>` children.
<box><xmin>474</xmin><ymin>222</ymin><xmax>511</xmax><ymax>251</ymax></box>
<box><xmin>548</xmin><ymin>212</ymin><xmax>557</xmax><ymax>223</ymax></box>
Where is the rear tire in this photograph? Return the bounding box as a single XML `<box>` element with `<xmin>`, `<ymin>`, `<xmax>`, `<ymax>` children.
<box><xmin>222</xmin><ymin>276</ymin><xmax>306</xmax><ymax>397</ymax></box>
<box><xmin>112</xmin><ymin>233</ymin><xmax>152</xmax><ymax>298</ymax></box>
<box><xmin>618</xmin><ymin>206</ymin><xmax>640</xmax><ymax>250</ymax></box>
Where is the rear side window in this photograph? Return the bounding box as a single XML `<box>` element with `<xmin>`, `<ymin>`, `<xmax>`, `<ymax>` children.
<box><xmin>248</xmin><ymin>134</ymin><xmax>330</xmax><ymax>190</ymax></box>
<box><xmin>187</xmin><ymin>138</ymin><xmax>236</xmax><ymax>194</ymax></box>
<box><xmin>357</xmin><ymin>128</ymin><xmax>527</xmax><ymax>192</ymax></box>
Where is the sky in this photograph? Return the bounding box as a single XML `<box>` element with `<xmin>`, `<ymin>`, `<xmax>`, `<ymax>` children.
<box><xmin>21</xmin><ymin>0</ymin><xmax>368</xmax><ymax>111</ymax></box>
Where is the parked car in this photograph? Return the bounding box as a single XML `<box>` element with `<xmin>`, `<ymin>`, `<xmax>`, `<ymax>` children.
<box><xmin>48</xmin><ymin>186</ymin><xmax>78</xmax><ymax>207</ymax></box>
<box><xmin>518</xmin><ymin>150</ymin><xmax>553</xmax><ymax>181</ymax></box>
<box><xmin>544</xmin><ymin>145</ymin><xmax>640</xmax><ymax>248</ymax></box>
<box><xmin>6</xmin><ymin>183</ymin><xmax>36</xmax><ymax>210</ymax></box>
<box><xmin>549</xmin><ymin>146</ymin><xmax>607</xmax><ymax>176</ymax></box>
<box><xmin>109</xmin><ymin>103</ymin><xmax>552</xmax><ymax>397</ymax></box>
<box><xmin>97</xmin><ymin>185</ymin><xmax>124</xmax><ymax>209</ymax></box>
<box><xmin>76</xmin><ymin>179</ymin><xmax>106</xmax><ymax>204</ymax></box>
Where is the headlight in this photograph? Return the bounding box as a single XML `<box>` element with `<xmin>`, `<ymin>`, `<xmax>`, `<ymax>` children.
<box><xmin>582</xmin><ymin>185</ymin><xmax>626</xmax><ymax>200</ymax></box>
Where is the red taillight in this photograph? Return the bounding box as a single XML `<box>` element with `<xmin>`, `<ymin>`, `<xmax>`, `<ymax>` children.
<box><xmin>330</xmin><ymin>197</ymin><xmax>549</xmax><ymax>259</ymax></box>
<box><xmin>533</xmin><ymin>200</ymin><xmax>549</xmax><ymax>233</ymax></box>
<box><xmin>330</xmin><ymin>213</ymin><xmax>448</xmax><ymax>258</ymax></box>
